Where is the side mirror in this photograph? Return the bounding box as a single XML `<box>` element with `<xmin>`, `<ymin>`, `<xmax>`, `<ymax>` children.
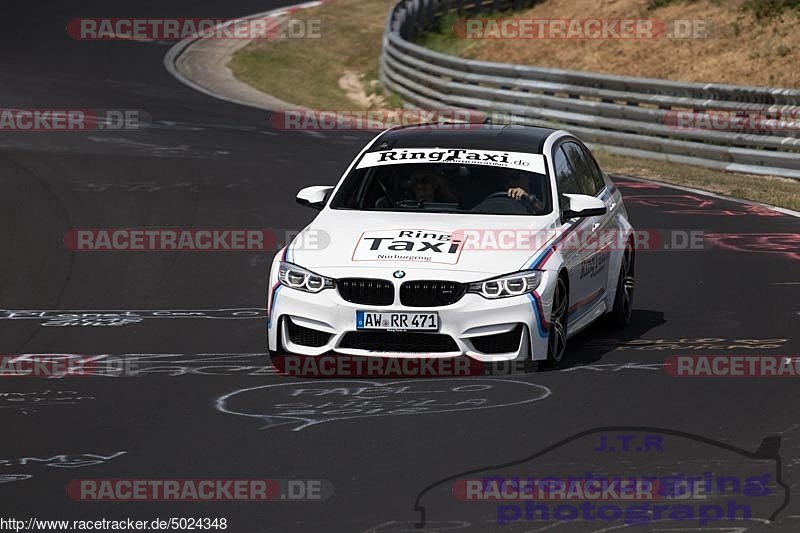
<box><xmin>561</xmin><ymin>193</ymin><xmax>607</xmax><ymax>220</ymax></box>
<box><xmin>296</xmin><ymin>186</ymin><xmax>333</xmax><ymax>210</ymax></box>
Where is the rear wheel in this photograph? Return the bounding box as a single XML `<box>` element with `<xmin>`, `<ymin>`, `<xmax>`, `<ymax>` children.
<box><xmin>607</xmin><ymin>242</ymin><xmax>635</xmax><ymax>328</ymax></box>
<box><xmin>545</xmin><ymin>275</ymin><xmax>569</xmax><ymax>366</ymax></box>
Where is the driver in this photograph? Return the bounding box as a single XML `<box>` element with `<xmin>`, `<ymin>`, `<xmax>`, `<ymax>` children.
<box><xmin>502</xmin><ymin>172</ymin><xmax>545</xmax><ymax>211</ymax></box>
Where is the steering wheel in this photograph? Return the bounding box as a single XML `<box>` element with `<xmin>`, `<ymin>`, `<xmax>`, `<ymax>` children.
<box><xmin>470</xmin><ymin>191</ymin><xmax>532</xmax><ymax>214</ymax></box>
<box><xmin>486</xmin><ymin>191</ymin><xmax>537</xmax><ymax>213</ymax></box>
<box><xmin>485</xmin><ymin>191</ymin><xmax>515</xmax><ymax>200</ymax></box>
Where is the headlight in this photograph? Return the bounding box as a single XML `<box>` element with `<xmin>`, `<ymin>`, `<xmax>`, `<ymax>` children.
<box><xmin>467</xmin><ymin>270</ymin><xmax>542</xmax><ymax>299</ymax></box>
<box><xmin>278</xmin><ymin>262</ymin><xmax>335</xmax><ymax>293</ymax></box>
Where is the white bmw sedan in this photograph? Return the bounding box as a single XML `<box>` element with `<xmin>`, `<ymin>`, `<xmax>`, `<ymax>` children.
<box><xmin>267</xmin><ymin>124</ymin><xmax>635</xmax><ymax>368</ymax></box>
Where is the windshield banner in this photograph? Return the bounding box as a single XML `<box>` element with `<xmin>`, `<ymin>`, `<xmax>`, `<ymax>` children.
<box><xmin>356</xmin><ymin>148</ymin><xmax>546</xmax><ymax>174</ymax></box>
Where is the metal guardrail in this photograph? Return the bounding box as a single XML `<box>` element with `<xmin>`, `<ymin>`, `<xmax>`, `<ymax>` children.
<box><xmin>379</xmin><ymin>0</ymin><xmax>800</xmax><ymax>178</ymax></box>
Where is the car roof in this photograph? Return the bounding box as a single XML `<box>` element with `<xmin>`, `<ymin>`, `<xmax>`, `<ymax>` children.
<box><xmin>370</xmin><ymin>123</ymin><xmax>557</xmax><ymax>154</ymax></box>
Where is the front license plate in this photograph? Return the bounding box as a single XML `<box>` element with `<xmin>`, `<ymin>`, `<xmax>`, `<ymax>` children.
<box><xmin>356</xmin><ymin>311</ymin><xmax>439</xmax><ymax>331</ymax></box>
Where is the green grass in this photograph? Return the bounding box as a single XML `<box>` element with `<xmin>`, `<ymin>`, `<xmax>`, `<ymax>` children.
<box><xmin>228</xmin><ymin>0</ymin><xmax>800</xmax><ymax>212</ymax></box>
<box><xmin>741</xmin><ymin>0</ymin><xmax>800</xmax><ymax>18</ymax></box>
<box><xmin>229</xmin><ymin>0</ymin><xmax>396</xmax><ymax>110</ymax></box>
<box><xmin>415</xmin><ymin>10</ymin><xmax>515</xmax><ymax>57</ymax></box>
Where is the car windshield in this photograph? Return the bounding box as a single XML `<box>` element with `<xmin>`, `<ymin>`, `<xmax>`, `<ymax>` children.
<box><xmin>330</xmin><ymin>149</ymin><xmax>552</xmax><ymax>216</ymax></box>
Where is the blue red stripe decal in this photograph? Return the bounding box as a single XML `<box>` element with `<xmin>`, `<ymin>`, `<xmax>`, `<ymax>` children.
<box><xmin>525</xmin><ymin>219</ymin><xmax>585</xmax><ymax>270</ymax></box>
<box><xmin>568</xmin><ymin>288</ymin><xmax>606</xmax><ymax>323</ymax></box>
<box><xmin>267</xmin><ymin>282</ymin><xmax>282</xmax><ymax>329</ymax></box>
<box><xmin>527</xmin><ymin>292</ymin><xmax>549</xmax><ymax>339</ymax></box>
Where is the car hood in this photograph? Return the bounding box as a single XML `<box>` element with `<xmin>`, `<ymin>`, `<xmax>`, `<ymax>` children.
<box><xmin>283</xmin><ymin>209</ymin><xmax>559</xmax><ymax>277</ymax></box>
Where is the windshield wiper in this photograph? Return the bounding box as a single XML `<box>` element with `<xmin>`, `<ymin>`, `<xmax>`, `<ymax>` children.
<box><xmin>393</xmin><ymin>200</ymin><xmax>467</xmax><ymax>213</ymax></box>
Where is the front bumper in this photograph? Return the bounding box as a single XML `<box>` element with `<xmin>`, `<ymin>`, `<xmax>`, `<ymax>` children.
<box><xmin>267</xmin><ymin>271</ymin><xmax>554</xmax><ymax>362</ymax></box>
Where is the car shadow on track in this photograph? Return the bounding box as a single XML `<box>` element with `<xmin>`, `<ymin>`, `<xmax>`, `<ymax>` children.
<box><xmin>540</xmin><ymin>309</ymin><xmax>666</xmax><ymax>372</ymax></box>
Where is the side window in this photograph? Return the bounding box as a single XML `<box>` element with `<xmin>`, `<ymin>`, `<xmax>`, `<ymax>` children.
<box><xmin>562</xmin><ymin>142</ymin><xmax>601</xmax><ymax>196</ymax></box>
<box><xmin>553</xmin><ymin>146</ymin><xmax>580</xmax><ymax>212</ymax></box>
<box><xmin>582</xmin><ymin>147</ymin><xmax>607</xmax><ymax>194</ymax></box>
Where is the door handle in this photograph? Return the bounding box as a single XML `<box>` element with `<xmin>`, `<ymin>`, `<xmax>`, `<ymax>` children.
<box><xmin>591</xmin><ymin>222</ymin><xmax>601</xmax><ymax>231</ymax></box>
<box><xmin>608</xmin><ymin>201</ymin><xmax>616</xmax><ymax>211</ymax></box>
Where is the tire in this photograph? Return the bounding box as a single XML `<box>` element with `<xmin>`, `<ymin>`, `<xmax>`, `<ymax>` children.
<box><xmin>607</xmin><ymin>242</ymin><xmax>635</xmax><ymax>328</ymax></box>
<box><xmin>545</xmin><ymin>275</ymin><xmax>569</xmax><ymax>367</ymax></box>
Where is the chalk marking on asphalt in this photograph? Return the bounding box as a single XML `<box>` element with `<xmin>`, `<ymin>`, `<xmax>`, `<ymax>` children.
<box><xmin>0</xmin><ymin>353</ymin><xmax>676</xmax><ymax>378</ymax></box>
<box><xmin>612</xmin><ymin>173</ymin><xmax>800</xmax><ymax>218</ymax></box>
<box><xmin>0</xmin><ymin>353</ymin><xmax>275</xmax><ymax>378</ymax></box>
<box><xmin>0</xmin><ymin>475</ymin><xmax>32</xmax><ymax>484</ymax></box>
<box><xmin>0</xmin><ymin>453</ymin><xmax>127</xmax><ymax>483</ymax></box>
<box><xmin>0</xmin><ymin>308</ymin><xmax>265</xmax><ymax>327</ymax></box>
<box><xmin>216</xmin><ymin>379</ymin><xmax>552</xmax><ymax>431</ymax></box>
<box><xmin>592</xmin><ymin>519</ymin><xmax>770</xmax><ymax>531</ymax></box>
<box><xmin>0</xmin><ymin>451</ymin><xmax>127</xmax><ymax>468</ymax></box>
<box><xmin>0</xmin><ymin>390</ymin><xmax>96</xmax><ymax>408</ymax></box>
<box><xmin>559</xmin><ymin>362</ymin><xmax>665</xmax><ymax>372</ymax></box>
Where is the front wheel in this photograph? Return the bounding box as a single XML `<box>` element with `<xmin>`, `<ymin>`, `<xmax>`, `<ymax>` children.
<box><xmin>607</xmin><ymin>242</ymin><xmax>635</xmax><ymax>328</ymax></box>
<box><xmin>545</xmin><ymin>275</ymin><xmax>569</xmax><ymax>366</ymax></box>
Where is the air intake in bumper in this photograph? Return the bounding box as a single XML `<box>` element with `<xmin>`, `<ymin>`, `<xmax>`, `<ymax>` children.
<box><xmin>286</xmin><ymin>319</ymin><xmax>332</xmax><ymax>347</ymax></box>
<box><xmin>339</xmin><ymin>331</ymin><xmax>459</xmax><ymax>353</ymax></box>
<box><xmin>470</xmin><ymin>325</ymin><xmax>523</xmax><ymax>354</ymax></box>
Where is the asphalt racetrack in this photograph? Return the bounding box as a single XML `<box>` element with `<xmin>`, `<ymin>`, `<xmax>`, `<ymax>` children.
<box><xmin>1</xmin><ymin>1</ymin><xmax>799</xmax><ymax>531</ymax></box>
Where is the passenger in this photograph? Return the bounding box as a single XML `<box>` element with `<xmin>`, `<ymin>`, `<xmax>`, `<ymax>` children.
<box><xmin>410</xmin><ymin>168</ymin><xmax>457</xmax><ymax>203</ymax></box>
